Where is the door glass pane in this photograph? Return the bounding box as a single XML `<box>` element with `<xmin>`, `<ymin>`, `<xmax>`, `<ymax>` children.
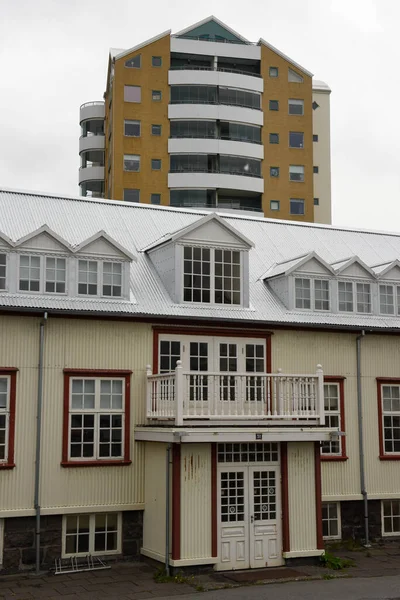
<box><xmin>246</xmin><ymin>344</ymin><xmax>265</xmax><ymax>401</ymax></box>
<box><xmin>253</xmin><ymin>470</ymin><xmax>276</xmax><ymax>521</ymax></box>
<box><xmin>220</xmin><ymin>471</ymin><xmax>245</xmax><ymax>522</ymax></box>
<box><xmin>219</xmin><ymin>343</ymin><xmax>237</xmax><ymax>401</ymax></box>
<box><xmin>189</xmin><ymin>342</ymin><xmax>208</xmax><ymax>401</ymax></box>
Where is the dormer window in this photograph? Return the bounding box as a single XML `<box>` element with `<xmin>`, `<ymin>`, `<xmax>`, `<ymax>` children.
<box><xmin>19</xmin><ymin>255</ymin><xmax>40</xmax><ymax>291</ymax></box>
<box><xmin>294</xmin><ymin>278</ymin><xmax>330</xmax><ymax>311</ymax></box>
<box><xmin>379</xmin><ymin>284</ymin><xmax>400</xmax><ymax>315</ymax></box>
<box><xmin>103</xmin><ymin>262</ymin><xmax>122</xmax><ymax>297</ymax></box>
<box><xmin>338</xmin><ymin>281</ymin><xmax>371</xmax><ymax>313</ymax></box>
<box><xmin>0</xmin><ymin>254</ymin><xmax>6</xmax><ymax>290</ymax></box>
<box><xmin>78</xmin><ymin>260</ymin><xmax>123</xmax><ymax>298</ymax></box>
<box><xmin>45</xmin><ymin>257</ymin><xmax>66</xmax><ymax>293</ymax></box>
<box><xmin>78</xmin><ymin>260</ymin><xmax>98</xmax><ymax>295</ymax></box>
<box><xmin>183</xmin><ymin>246</ymin><xmax>241</xmax><ymax>305</ymax></box>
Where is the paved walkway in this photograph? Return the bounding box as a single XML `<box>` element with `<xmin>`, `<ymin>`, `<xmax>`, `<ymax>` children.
<box><xmin>0</xmin><ymin>546</ymin><xmax>399</xmax><ymax>599</ymax></box>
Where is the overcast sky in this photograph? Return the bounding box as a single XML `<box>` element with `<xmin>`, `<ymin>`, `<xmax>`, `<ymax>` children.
<box><xmin>0</xmin><ymin>0</ymin><xmax>398</xmax><ymax>231</ymax></box>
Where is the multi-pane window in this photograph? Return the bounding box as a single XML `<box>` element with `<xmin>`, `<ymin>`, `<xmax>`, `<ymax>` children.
<box><xmin>0</xmin><ymin>377</ymin><xmax>9</xmax><ymax>462</ymax></box>
<box><xmin>69</xmin><ymin>377</ymin><xmax>124</xmax><ymax>460</ymax></box>
<box><xmin>382</xmin><ymin>500</ymin><xmax>400</xmax><ymax>535</ymax></box>
<box><xmin>123</xmin><ymin>154</ymin><xmax>140</xmax><ymax>172</ymax></box>
<box><xmin>103</xmin><ymin>262</ymin><xmax>122</xmax><ymax>297</ymax></box>
<box><xmin>289</xmin><ymin>165</ymin><xmax>304</xmax><ymax>181</ymax></box>
<box><xmin>338</xmin><ymin>281</ymin><xmax>353</xmax><ymax>312</ymax></box>
<box><xmin>356</xmin><ymin>283</ymin><xmax>371</xmax><ymax>313</ymax></box>
<box><xmin>380</xmin><ymin>284</ymin><xmax>395</xmax><ymax>314</ymax></box>
<box><xmin>322</xmin><ymin>502</ymin><xmax>340</xmax><ymax>539</ymax></box>
<box><xmin>215</xmin><ymin>250</ymin><xmax>241</xmax><ymax>305</ymax></box>
<box><xmin>63</xmin><ymin>513</ymin><xmax>120</xmax><ymax>556</ymax></box>
<box><xmin>183</xmin><ymin>246</ymin><xmax>241</xmax><ymax>305</ymax></box>
<box><xmin>381</xmin><ymin>385</ymin><xmax>400</xmax><ymax>454</ymax></box>
<box><xmin>321</xmin><ymin>383</ymin><xmax>342</xmax><ymax>455</ymax></box>
<box><xmin>45</xmin><ymin>257</ymin><xmax>66</xmax><ymax>293</ymax></box>
<box><xmin>78</xmin><ymin>260</ymin><xmax>98</xmax><ymax>295</ymax></box>
<box><xmin>0</xmin><ymin>254</ymin><xmax>6</xmax><ymax>290</ymax></box>
<box><xmin>289</xmin><ymin>131</ymin><xmax>304</xmax><ymax>148</ymax></box>
<box><xmin>315</xmin><ymin>280</ymin><xmax>330</xmax><ymax>311</ymax></box>
<box><xmin>19</xmin><ymin>255</ymin><xmax>40</xmax><ymax>291</ymax></box>
<box><xmin>218</xmin><ymin>442</ymin><xmax>279</xmax><ymax>463</ymax></box>
<box><xmin>124</xmin><ymin>120</ymin><xmax>140</xmax><ymax>137</ymax></box>
<box><xmin>288</xmin><ymin>99</ymin><xmax>304</xmax><ymax>115</ymax></box>
<box><xmin>295</xmin><ymin>278</ymin><xmax>311</xmax><ymax>309</ymax></box>
<box><xmin>159</xmin><ymin>340</ymin><xmax>181</xmax><ymax>373</ymax></box>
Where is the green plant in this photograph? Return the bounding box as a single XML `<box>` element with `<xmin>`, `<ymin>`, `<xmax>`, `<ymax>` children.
<box><xmin>154</xmin><ymin>568</ymin><xmax>195</xmax><ymax>585</ymax></box>
<box><xmin>320</xmin><ymin>552</ymin><xmax>355</xmax><ymax>570</ymax></box>
<box><xmin>322</xmin><ymin>573</ymin><xmax>336</xmax><ymax>580</ymax></box>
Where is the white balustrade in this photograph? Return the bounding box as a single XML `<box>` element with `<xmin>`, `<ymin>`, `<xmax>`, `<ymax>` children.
<box><xmin>146</xmin><ymin>364</ymin><xmax>325</xmax><ymax>426</ymax></box>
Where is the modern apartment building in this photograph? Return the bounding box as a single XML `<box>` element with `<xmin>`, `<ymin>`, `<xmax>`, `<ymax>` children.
<box><xmin>79</xmin><ymin>16</ymin><xmax>332</xmax><ymax>223</ymax></box>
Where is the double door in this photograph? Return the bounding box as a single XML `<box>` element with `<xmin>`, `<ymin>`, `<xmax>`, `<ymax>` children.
<box><xmin>217</xmin><ymin>465</ymin><xmax>282</xmax><ymax>570</ymax></box>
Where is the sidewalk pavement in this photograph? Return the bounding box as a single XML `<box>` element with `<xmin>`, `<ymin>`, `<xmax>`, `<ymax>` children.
<box><xmin>0</xmin><ymin>546</ymin><xmax>400</xmax><ymax>600</ymax></box>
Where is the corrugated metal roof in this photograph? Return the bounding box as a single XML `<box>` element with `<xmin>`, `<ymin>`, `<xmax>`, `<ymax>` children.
<box><xmin>2</xmin><ymin>188</ymin><xmax>400</xmax><ymax>329</ymax></box>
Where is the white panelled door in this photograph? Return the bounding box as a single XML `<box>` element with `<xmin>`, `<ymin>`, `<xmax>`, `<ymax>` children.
<box><xmin>217</xmin><ymin>460</ymin><xmax>282</xmax><ymax>570</ymax></box>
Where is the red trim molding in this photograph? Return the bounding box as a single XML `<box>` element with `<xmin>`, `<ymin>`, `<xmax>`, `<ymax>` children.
<box><xmin>0</xmin><ymin>368</ymin><xmax>18</xmax><ymax>470</ymax></box>
<box><xmin>321</xmin><ymin>376</ymin><xmax>348</xmax><ymax>462</ymax></box>
<box><xmin>172</xmin><ymin>444</ymin><xmax>181</xmax><ymax>561</ymax></box>
<box><xmin>152</xmin><ymin>327</ymin><xmax>272</xmax><ymax>374</ymax></box>
<box><xmin>61</xmin><ymin>369</ymin><xmax>132</xmax><ymax>467</ymax></box>
<box><xmin>281</xmin><ymin>442</ymin><xmax>290</xmax><ymax>553</ymax></box>
<box><xmin>377</xmin><ymin>378</ymin><xmax>400</xmax><ymax>460</ymax></box>
<box><xmin>211</xmin><ymin>443</ymin><xmax>218</xmax><ymax>557</ymax></box>
<box><xmin>314</xmin><ymin>441</ymin><xmax>324</xmax><ymax>550</ymax></box>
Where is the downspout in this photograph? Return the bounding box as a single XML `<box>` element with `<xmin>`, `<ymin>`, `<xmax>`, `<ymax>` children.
<box><xmin>356</xmin><ymin>330</ymin><xmax>370</xmax><ymax>547</ymax></box>
<box><xmin>35</xmin><ymin>312</ymin><xmax>47</xmax><ymax>574</ymax></box>
<box><xmin>165</xmin><ymin>443</ymin><xmax>172</xmax><ymax>576</ymax></box>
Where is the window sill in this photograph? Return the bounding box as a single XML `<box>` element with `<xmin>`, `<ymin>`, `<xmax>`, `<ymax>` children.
<box><xmin>61</xmin><ymin>460</ymin><xmax>132</xmax><ymax>468</ymax></box>
<box><xmin>321</xmin><ymin>456</ymin><xmax>348</xmax><ymax>462</ymax></box>
<box><xmin>379</xmin><ymin>455</ymin><xmax>400</xmax><ymax>461</ymax></box>
<box><xmin>0</xmin><ymin>463</ymin><xmax>16</xmax><ymax>470</ymax></box>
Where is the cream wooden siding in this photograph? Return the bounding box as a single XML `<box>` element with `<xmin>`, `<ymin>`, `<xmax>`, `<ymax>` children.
<box><xmin>0</xmin><ymin>315</ymin><xmax>152</xmax><ymax>516</ymax></box>
<box><xmin>142</xmin><ymin>442</ymin><xmax>167</xmax><ymax>561</ymax></box>
<box><xmin>287</xmin><ymin>442</ymin><xmax>317</xmax><ymax>552</ymax></box>
<box><xmin>180</xmin><ymin>444</ymin><xmax>212</xmax><ymax>560</ymax></box>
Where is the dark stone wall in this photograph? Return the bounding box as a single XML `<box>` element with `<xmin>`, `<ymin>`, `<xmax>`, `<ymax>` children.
<box><xmin>1</xmin><ymin>510</ymin><xmax>144</xmax><ymax>573</ymax></box>
<box><xmin>340</xmin><ymin>500</ymin><xmax>382</xmax><ymax>542</ymax></box>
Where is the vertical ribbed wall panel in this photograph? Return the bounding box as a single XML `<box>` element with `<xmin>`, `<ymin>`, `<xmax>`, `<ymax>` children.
<box><xmin>142</xmin><ymin>442</ymin><xmax>167</xmax><ymax>559</ymax></box>
<box><xmin>180</xmin><ymin>444</ymin><xmax>212</xmax><ymax>560</ymax></box>
<box><xmin>287</xmin><ymin>442</ymin><xmax>316</xmax><ymax>552</ymax></box>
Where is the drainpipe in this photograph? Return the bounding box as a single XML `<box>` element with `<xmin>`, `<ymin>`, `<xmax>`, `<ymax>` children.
<box><xmin>35</xmin><ymin>312</ymin><xmax>47</xmax><ymax>574</ymax></box>
<box><xmin>356</xmin><ymin>330</ymin><xmax>370</xmax><ymax>547</ymax></box>
<box><xmin>165</xmin><ymin>443</ymin><xmax>172</xmax><ymax>576</ymax></box>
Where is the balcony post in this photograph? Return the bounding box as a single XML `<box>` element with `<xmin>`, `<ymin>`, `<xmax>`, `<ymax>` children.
<box><xmin>175</xmin><ymin>360</ymin><xmax>184</xmax><ymax>426</ymax></box>
<box><xmin>316</xmin><ymin>364</ymin><xmax>325</xmax><ymax>425</ymax></box>
<box><xmin>146</xmin><ymin>365</ymin><xmax>152</xmax><ymax>417</ymax></box>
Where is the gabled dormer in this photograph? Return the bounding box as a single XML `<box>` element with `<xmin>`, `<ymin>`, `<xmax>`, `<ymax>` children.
<box><xmin>145</xmin><ymin>213</ymin><xmax>253</xmax><ymax>307</ymax></box>
<box><xmin>263</xmin><ymin>252</ymin><xmax>335</xmax><ymax>311</ymax></box>
<box><xmin>0</xmin><ymin>231</ymin><xmax>14</xmax><ymax>292</ymax></box>
<box><xmin>331</xmin><ymin>256</ymin><xmax>376</xmax><ymax>315</ymax></box>
<box><xmin>372</xmin><ymin>261</ymin><xmax>400</xmax><ymax>316</ymax></box>
<box><xmin>331</xmin><ymin>256</ymin><xmax>375</xmax><ymax>279</ymax></box>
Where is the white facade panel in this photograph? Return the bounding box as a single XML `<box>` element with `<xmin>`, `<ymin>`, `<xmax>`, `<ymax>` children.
<box><xmin>169</xmin><ymin>69</ymin><xmax>263</xmax><ymax>93</ymax></box>
<box><xmin>142</xmin><ymin>442</ymin><xmax>167</xmax><ymax>560</ymax></box>
<box><xmin>168</xmin><ymin>172</ymin><xmax>264</xmax><ymax>193</ymax></box>
<box><xmin>168</xmin><ymin>138</ymin><xmax>263</xmax><ymax>160</ymax></box>
<box><xmin>180</xmin><ymin>444</ymin><xmax>212</xmax><ymax>560</ymax></box>
<box><xmin>168</xmin><ymin>104</ymin><xmax>263</xmax><ymax>126</ymax></box>
<box><xmin>287</xmin><ymin>442</ymin><xmax>317</xmax><ymax>552</ymax></box>
<box><xmin>170</xmin><ymin>37</ymin><xmax>261</xmax><ymax>61</ymax></box>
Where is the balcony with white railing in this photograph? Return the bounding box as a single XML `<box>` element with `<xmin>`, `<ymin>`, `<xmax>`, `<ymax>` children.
<box><xmin>146</xmin><ymin>362</ymin><xmax>325</xmax><ymax>426</ymax></box>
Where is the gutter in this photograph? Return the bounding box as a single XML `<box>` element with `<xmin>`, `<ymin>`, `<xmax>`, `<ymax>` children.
<box><xmin>35</xmin><ymin>312</ymin><xmax>47</xmax><ymax>574</ymax></box>
<box><xmin>356</xmin><ymin>330</ymin><xmax>370</xmax><ymax>547</ymax></box>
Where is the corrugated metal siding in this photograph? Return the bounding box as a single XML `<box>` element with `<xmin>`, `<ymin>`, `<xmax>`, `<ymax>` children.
<box><xmin>0</xmin><ymin>315</ymin><xmax>152</xmax><ymax>515</ymax></box>
<box><xmin>287</xmin><ymin>442</ymin><xmax>316</xmax><ymax>552</ymax></box>
<box><xmin>180</xmin><ymin>444</ymin><xmax>212</xmax><ymax>560</ymax></box>
<box><xmin>142</xmin><ymin>442</ymin><xmax>167</xmax><ymax>559</ymax></box>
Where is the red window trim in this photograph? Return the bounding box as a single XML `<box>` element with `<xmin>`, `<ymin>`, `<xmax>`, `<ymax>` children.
<box><xmin>62</xmin><ymin>369</ymin><xmax>132</xmax><ymax>468</ymax></box>
<box><xmin>377</xmin><ymin>377</ymin><xmax>400</xmax><ymax>461</ymax></box>
<box><xmin>321</xmin><ymin>376</ymin><xmax>348</xmax><ymax>462</ymax></box>
<box><xmin>152</xmin><ymin>326</ymin><xmax>272</xmax><ymax>374</ymax></box>
<box><xmin>0</xmin><ymin>367</ymin><xmax>18</xmax><ymax>470</ymax></box>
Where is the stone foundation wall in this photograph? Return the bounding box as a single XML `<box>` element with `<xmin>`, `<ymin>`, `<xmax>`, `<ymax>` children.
<box><xmin>340</xmin><ymin>500</ymin><xmax>382</xmax><ymax>542</ymax></box>
<box><xmin>1</xmin><ymin>510</ymin><xmax>143</xmax><ymax>573</ymax></box>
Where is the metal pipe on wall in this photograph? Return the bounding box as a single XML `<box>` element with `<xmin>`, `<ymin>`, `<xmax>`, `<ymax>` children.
<box><xmin>35</xmin><ymin>312</ymin><xmax>47</xmax><ymax>574</ymax></box>
<box><xmin>356</xmin><ymin>330</ymin><xmax>370</xmax><ymax>547</ymax></box>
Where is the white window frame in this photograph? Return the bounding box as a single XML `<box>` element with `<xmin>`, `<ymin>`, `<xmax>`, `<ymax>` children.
<box><xmin>0</xmin><ymin>252</ymin><xmax>7</xmax><ymax>291</ymax></box>
<box><xmin>338</xmin><ymin>280</ymin><xmax>372</xmax><ymax>314</ymax></box>
<box><xmin>294</xmin><ymin>277</ymin><xmax>331</xmax><ymax>312</ymax></box>
<box><xmin>379</xmin><ymin>283</ymin><xmax>400</xmax><ymax>316</ymax></box>
<box><xmin>382</xmin><ymin>500</ymin><xmax>400</xmax><ymax>536</ymax></box>
<box><xmin>62</xmin><ymin>513</ymin><xmax>122</xmax><ymax>557</ymax></box>
<box><xmin>68</xmin><ymin>377</ymin><xmax>125</xmax><ymax>462</ymax></box>
<box><xmin>181</xmin><ymin>245</ymin><xmax>243</xmax><ymax>306</ymax></box>
<box><xmin>321</xmin><ymin>383</ymin><xmax>342</xmax><ymax>456</ymax></box>
<box><xmin>322</xmin><ymin>502</ymin><xmax>341</xmax><ymax>540</ymax></box>
<box><xmin>77</xmin><ymin>260</ymin><xmax>124</xmax><ymax>298</ymax></box>
<box><xmin>18</xmin><ymin>254</ymin><xmax>68</xmax><ymax>295</ymax></box>
<box><xmin>380</xmin><ymin>384</ymin><xmax>400</xmax><ymax>456</ymax></box>
<box><xmin>0</xmin><ymin>375</ymin><xmax>10</xmax><ymax>464</ymax></box>
<box><xmin>45</xmin><ymin>256</ymin><xmax>67</xmax><ymax>294</ymax></box>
